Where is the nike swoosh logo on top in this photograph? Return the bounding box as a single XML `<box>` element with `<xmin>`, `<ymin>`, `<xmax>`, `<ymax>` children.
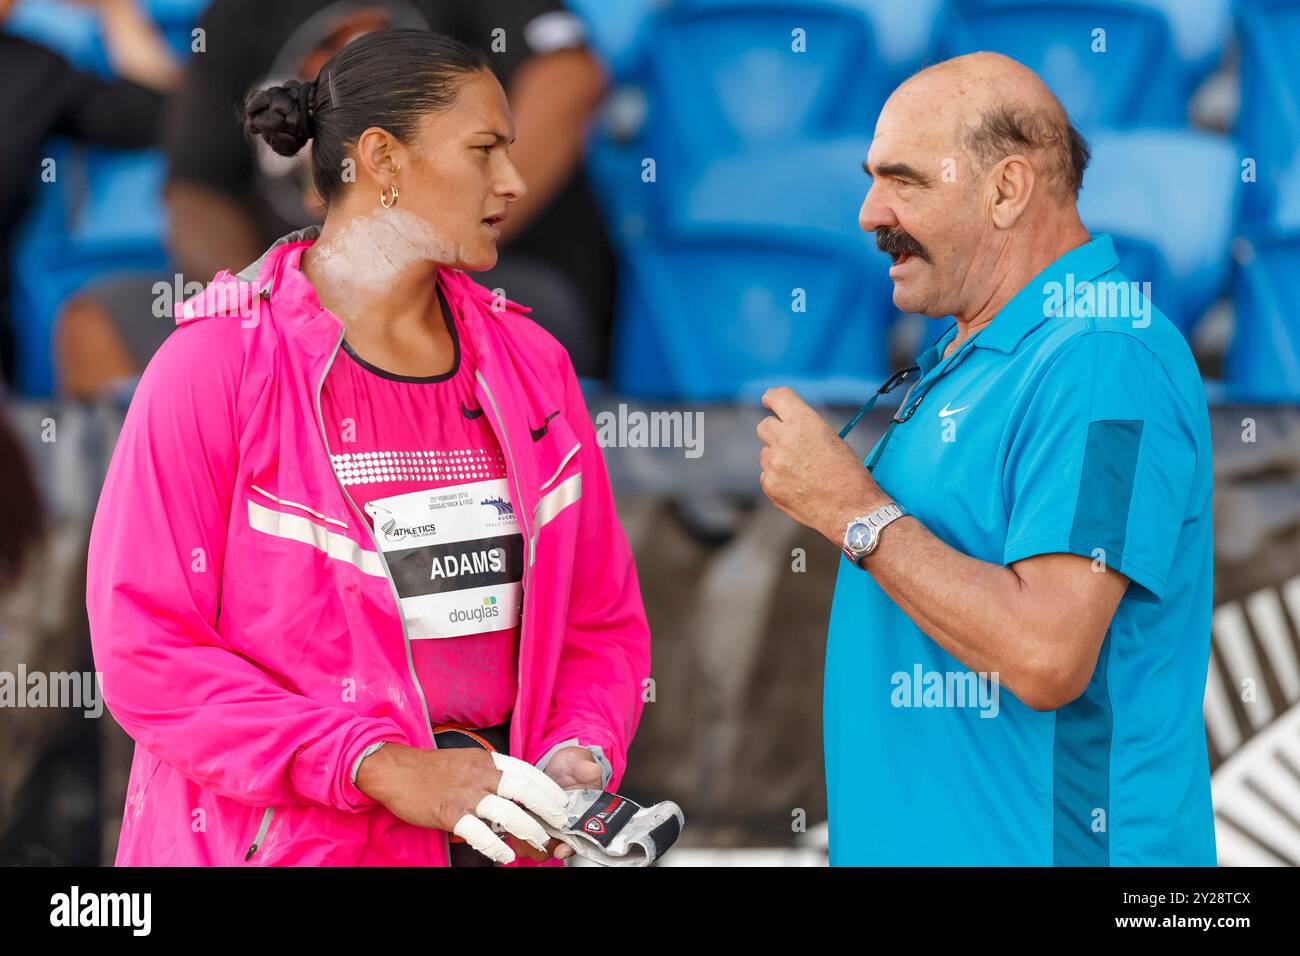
<box><xmin>461</xmin><ymin>401</ymin><xmax>485</xmax><ymax>420</ymax></box>
<box><xmin>937</xmin><ymin>403</ymin><xmax>970</xmax><ymax>418</ymax></box>
<box><xmin>530</xmin><ymin>410</ymin><xmax>560</xmax><ymax>442</ymax></box>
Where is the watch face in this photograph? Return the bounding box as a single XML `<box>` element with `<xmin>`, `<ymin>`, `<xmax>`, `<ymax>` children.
<box><xmin>846</xmin><ymin>522</ymin><xmax>872</xmax><ymax>551</ymax></box>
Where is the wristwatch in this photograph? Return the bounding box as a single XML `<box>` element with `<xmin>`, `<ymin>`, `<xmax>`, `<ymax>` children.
<box><xmin>842</xmin><ymin>502</ymin><xmax>907</xmax><ymax>567</ymax></box>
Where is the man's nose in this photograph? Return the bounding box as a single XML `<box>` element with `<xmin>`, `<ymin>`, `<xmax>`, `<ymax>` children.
<box><xmin>858</xmin><ymin>186</ymin><xmax>896</xmax><ymax>234</ymax></box>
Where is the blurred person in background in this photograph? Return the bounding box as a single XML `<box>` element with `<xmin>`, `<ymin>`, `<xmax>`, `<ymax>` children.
<box><xmin>0</xmin><ymin>0</ymin><xmax>178</xmax><ymax>391</ymax></box>
<box><xmin>0</xmin><ymin>405</ymin><xmax>45</xmax><ymax>599</ymax></box>
<box><xmin>166</xmin><ymin>0</ymin><xmax>613</xmax><ymax>376</ymax></box>
<box><xmin>86</xmin><ymin>29</ymin><xmax>650</xmax><ymax>867</ymax></box>
<box><xmin>757</xmin><ymin>53</ymin><xmax>1215</xmax><ymax>866</ymax></box>
<box><xmin>57</xmin><ymin>0</ymin><xmax>613</xmax><ymax>404</ymax></box>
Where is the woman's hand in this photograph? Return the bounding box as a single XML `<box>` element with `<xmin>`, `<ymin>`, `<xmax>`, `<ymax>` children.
<box><xmin>541</xmin><ymin>746</ymin><xmax>604</xmax><ymax>790</ymax></box>
<box><xmin>356</xmin><ymin>742</ymin><xmax>569</xmax><ymax>864</ymax></box>
<box><xmin>529</xmin><ymin>746</ymin><xmax>605</xmax><ymax>861</ymax></box>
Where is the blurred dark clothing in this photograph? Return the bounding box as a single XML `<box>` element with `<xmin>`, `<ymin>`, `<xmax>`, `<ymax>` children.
<box><xmin>164</xmin><ymin>0</ymin><xmax>616</xmax><ymax>375</ymax></box>
<box><xmin>0</xmin><ymin>32</ymin><xmax>164</xmax><ymax>387</ymax></box>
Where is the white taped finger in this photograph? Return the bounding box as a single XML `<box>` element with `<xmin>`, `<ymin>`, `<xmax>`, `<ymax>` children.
<box><xmin>453</xmin><ymin>813</ymin><xmax>515</xmax><ymax>864</ymax></box>
<box><xmin>476</xmin><ymin>794</ymin><xmax>550</xmax><ymax>851</ymax></box>
<box><xmin>491</xmin><ymin>752</ymin><xmax>568</xmax><ymax>827</ymax></box>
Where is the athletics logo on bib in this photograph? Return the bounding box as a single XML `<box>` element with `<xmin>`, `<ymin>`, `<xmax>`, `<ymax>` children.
<box><xmin>365</xmin><ymin>478</ymin><xmax>523</xmax><ymax>639</ymax></box>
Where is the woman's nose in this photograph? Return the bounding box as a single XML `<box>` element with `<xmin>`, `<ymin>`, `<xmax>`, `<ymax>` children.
<box><xmin>499</xmin><ymin>158</ymin><xmax>527</xmax><ymax>202</ymax></box>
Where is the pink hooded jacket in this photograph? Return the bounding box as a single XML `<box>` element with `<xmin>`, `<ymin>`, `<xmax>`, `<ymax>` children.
<box><xmin>86</xmin><ymin>229</ymin><xmax>651</xmax><ymax>866</ymax></box>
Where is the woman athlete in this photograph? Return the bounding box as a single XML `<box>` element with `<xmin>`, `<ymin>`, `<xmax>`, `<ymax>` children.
<box><xmin>86</xmin><ymin>29</ymin><xmax>651</xmax><ymax>867</ymax></box>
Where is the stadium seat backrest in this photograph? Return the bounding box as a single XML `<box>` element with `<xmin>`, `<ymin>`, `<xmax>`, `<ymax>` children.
<box><xmin>611</xmin><ymin>222</ymin><xmax>894</xmax><ymax>401</ymax></box>
<box><xmin>942</xmin><ymin>0</ymin><xmax>1199</xmax><ymax>130</ymax></box>
<box><xmin>1226</xmin><ymin>228</ymin><xmax>1300</xmax><ymax>403</ymax></box>
<box><xmin>638</xmin><ymin>0</ymin><xmax>886</xmax><ymax>170</ymax></box>
<box><xmin>1236</xmin><ymin>0</ymin><xmax>1300</xmax><ymax>228</ymax></box>
<box><xmin>563</xmin><ymin>0</ymin><xmax>659</xmax><ymax>78</ymax></box>
<box><xmin>1078</xmin><ymin>129</ymin><xmax>1240</xmax><ymax>334</ymax></box>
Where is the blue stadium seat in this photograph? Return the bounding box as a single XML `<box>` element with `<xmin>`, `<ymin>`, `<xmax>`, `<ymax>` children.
<box><xmin>611</xmin><ymin>220</ymin><xmax>894</xmax><ymax>401</ymax></box>
<box><xmin>6</xmin><ymin>1</ymin><xmax>104</xmax><ymax>71</ymax></box>
<box><xmin>941</xmin><ymin>0</ymin><xmax>1231</xmax><ymax>130</ymax></box>
<box><xmin>8</xmin><ymin>143</ymin><xmax>170</xmax><ymax>397</ymax></box>
<box><xmin>1225</xmin><ymin>228</ymin><xmax>1300</xmax><ymax>403</ymax></box>
<box><xmin>564</xmin><ymin>0</ymin><xmax>658</xmax><ymax>78</ymax></box>
<box><xmin>851</xmin><ymin>0</ymin><xmax>944</xmax><ymax>74</ymax></box>
<box><xmin>1236</xmin><ymin>0</ymin><xmax>1300</xmax><ymax>228</ymax></box>
<box><xmin>73</xmin><ymin>149</ymin><xmax>169</xmax><ymax>246</ymax></box>
<box><xmin>6</xmin><ymin>0</ymin><xmax>209</xmax><ymax>74</ymax></box>
<box><xmin>1077</xmin><ymin>129</ymin><xmax>1240</xmax><ymax>335</ymax></box>
<box><xmin>632</xmin><ymin>0</ymin><xmax>889</xmax><ymax>172</ymax></box>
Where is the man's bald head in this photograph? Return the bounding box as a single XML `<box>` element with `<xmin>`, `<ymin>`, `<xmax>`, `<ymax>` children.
<box><xmin>892</xmin><ymin>52</ymin><xmax>1090</xmax><ymax>203</ymax></box>
<box><xmin>860</xmin><ymin>52</ymin><xmax>1093</xmax><ymax>321</ymax></box>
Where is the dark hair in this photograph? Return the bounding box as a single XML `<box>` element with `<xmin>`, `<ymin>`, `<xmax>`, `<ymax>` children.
<box><xmin>0</xmin><ymin>411</ymin><xmax>44</xmax><ymax>593</ymax></box>
<box><xmin>243</xmin><ymin>29</ymin><xmax>491</xmax><ymax>206</ymax></box>
<box><xmin>962</xmin><ymin>103</ymin><xmax>1091</xmax><ymax>201</ymax></box>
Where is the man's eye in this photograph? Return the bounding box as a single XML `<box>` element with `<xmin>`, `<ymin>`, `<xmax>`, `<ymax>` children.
<box><xmin>477</xmin><ymin>145</ymin><xmax>494</xmax><ymax>154</ymax></box>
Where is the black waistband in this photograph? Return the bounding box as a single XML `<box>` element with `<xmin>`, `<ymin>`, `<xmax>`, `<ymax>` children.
<box><xmin>431</xmin><ymin>721</ymin><xmax>509</xmax><ymax>755</ymax></box>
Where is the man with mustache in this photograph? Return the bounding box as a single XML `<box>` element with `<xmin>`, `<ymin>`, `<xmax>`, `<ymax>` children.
<box><xmin>757</xmin><ymin>53</ymin><xmax>1215</xmax><ymax>865</ymax></box>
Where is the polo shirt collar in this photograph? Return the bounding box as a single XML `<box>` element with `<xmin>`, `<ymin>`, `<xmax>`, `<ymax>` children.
<box><xmin>968</xmin><ymin>233</ymin><xmax>1119</xmax><ymax>354</ymax></box>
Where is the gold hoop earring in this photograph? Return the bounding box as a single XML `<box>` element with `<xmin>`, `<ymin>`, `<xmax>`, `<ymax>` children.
<box><xmin>379</xmin><ymin>183</ymin><xmax>399</xmax><ymax>208</ymax></box>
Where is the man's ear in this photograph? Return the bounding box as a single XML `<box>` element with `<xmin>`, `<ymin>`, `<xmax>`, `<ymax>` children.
<box><xmin>988</xmin><ymin>154</ymin><xmax>1035</xmax><ymax>228</ymax></box>
<box><xmin>353</xmin><ymin>126</ymin><xmax>400</xmax><ymax>186</ymax></box>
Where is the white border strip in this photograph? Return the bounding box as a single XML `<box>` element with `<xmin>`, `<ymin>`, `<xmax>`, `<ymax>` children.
<box><xmin>250</xmin><ymin>484</ymin><xmax>348</xmax><ymax>529</ymax></box>
<box><xmin>247</xmin><ymin>499</ymin><xmax>384</xmax><ymax>577</ymax></box>
<box><xmin>534</xmin><ymin>473</ymin><xmax>582</xmax><ymax>529</ymax></box>
<box><xmin>539</xmin><ymin>442</ymin><xmax>581</xmax><ymax>492</ymax></box>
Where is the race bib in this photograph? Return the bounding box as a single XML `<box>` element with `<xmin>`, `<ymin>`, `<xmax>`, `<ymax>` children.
<box><xmin>364</xmin><ymin>478</ymin><xmax>523</xmax><ymax>639</ymax></box>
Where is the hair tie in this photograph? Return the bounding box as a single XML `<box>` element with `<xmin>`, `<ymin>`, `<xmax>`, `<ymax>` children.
<box><xmin>297</xmin><ymin>80</ymin><xmax>316</xmax><ymax>139</ymax></box>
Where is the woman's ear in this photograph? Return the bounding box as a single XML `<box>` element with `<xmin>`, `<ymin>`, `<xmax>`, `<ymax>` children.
<box><xmin>353</xmin><ymin>126</ymin><xmax>400</xmax><ymax>186</ymax></box>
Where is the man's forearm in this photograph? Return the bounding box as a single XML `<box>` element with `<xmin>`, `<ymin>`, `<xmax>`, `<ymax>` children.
<box><xmin>500</xmin><ymin>50</ymin><xmax>607</xmax><ymax>240</ymax></box>
<box><xmin>841</xmin><ymin>510</ymin><xmax>1048</xmax><ymax>693</ymax></box>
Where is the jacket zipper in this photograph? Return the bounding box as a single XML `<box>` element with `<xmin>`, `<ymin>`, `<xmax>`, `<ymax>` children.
<box><xmin>313</xmin><ymin>326</ymin><xmax>448</xmax><ymax>864</ymax></box>
<box><xmin>475</xmin><ymin>371</ymin><xmax>532</xmax><ymax>753</ymax></box>
<box><xmin>245</xmin><ymin>806</ymin><xmax>275</xmax><ymax>862</ymax></box>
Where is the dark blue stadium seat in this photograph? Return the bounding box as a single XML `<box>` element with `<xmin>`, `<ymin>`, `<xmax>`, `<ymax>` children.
<box><xmin>1236</xmin><ymin>0</ymin><xmax>1300</xmax><ymax>229</ymax></box>
<box><xmin>1226</xmin><ymin>228</ymin><xmax>1300</xmax><ymax>403</ymax></box>
<box><xmin>9</xmin><ymin>140</ymin><xmax>171</xmax><ymax>397</ymax></box>
<box><xmin>1077</xmin><ymin>128</ymin><xmax>1240</xmax><ymax>335</ymax></box>
<box><xmin>5</xmin><ymin>2</ymin><xmax>205</xmax><ymax>395</ymax></box>
<box><xmin>611</xmin><ymin>219</ymin><xmax>894</xmax><ymax>401</ymax></box>
<box><xmin>941</xmin><ymin>0</ymin><xmax>1231</xmax><ymax>131</ymax></box>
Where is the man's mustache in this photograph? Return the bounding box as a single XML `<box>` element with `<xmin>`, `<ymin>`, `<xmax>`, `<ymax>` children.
<box><xmin>876</xmin><ymin>227</ymin><xmax>930</xmax><ymax>264</ymax></box>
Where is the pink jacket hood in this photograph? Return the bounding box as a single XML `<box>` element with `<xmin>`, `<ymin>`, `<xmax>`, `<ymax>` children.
<box><xmin>87</xmin><ymin>228</ymin><xmax>651</xmax><ymax>865</ymax></box>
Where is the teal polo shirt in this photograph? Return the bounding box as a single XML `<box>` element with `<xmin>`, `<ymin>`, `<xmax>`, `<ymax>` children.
<box><xmin>824</xmin><ymin>235</ymin><xmax>1216</xmax><ymax>866</ymax></box>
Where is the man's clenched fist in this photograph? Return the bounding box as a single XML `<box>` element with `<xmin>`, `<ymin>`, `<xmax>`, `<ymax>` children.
<box><xmin>756</xmin><ymin>386</ymin><xmax>890</xmax><ymax>543</ymax></box>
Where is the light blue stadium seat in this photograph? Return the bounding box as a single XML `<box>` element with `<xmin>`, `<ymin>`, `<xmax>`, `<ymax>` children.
<box><xmin>6</xmin><ymin>1</ymin><xmax>104</xmax><ymax>71</ymax></box>
<box><xmin>611</xmin><ymin>220</ymin><xmax>894</xmax><ymax>402</ymax></box>
<box><xmin>1225</xmin><ymin>228</ymin><xmax>1300</xmax><ymax>403</ymax></box>
<box><xmin>631</xmin><ymin>0</ymin><xmax>890</xmax><ymax>172</ymax></box>
<box><xmin>1077</xmin><ymin>128</ymin><xmax>1240</xmax><ymax>335</ymax></box>
<box><xmin>941</xmin><ymin>0</ymin><xmax>1231</xmax><ymax>131</ymax></box>
<box><xmin>7</xmin><ymin>0</ymin><xmax>209</xmax><ymax>74</ymax></box>
<box><xmin>1236</xmin><ymin>0</ymin><xmax>1300</xmax><ymax>229</ymax></box>
<box><xmin>564</xmin><ymin>0</ymin><xmax>659</xmax><ymax>78</ymax></box>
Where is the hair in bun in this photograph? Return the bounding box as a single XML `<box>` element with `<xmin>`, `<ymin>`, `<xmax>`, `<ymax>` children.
<box><xmin>239</xmin><ymin>30</ymin><xmax>491</xmax><ymax>207</ymax></box>
<box><xmin>244</xmin><ymin>78</ymin><xmax>317</xmax><ymax>157</ymax></box>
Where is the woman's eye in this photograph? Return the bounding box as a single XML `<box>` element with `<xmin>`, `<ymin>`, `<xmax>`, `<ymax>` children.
<box><xmin>477</xmin><ymin>145</ymin><xmax>494</xmax><ymax>154</ymax></box>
